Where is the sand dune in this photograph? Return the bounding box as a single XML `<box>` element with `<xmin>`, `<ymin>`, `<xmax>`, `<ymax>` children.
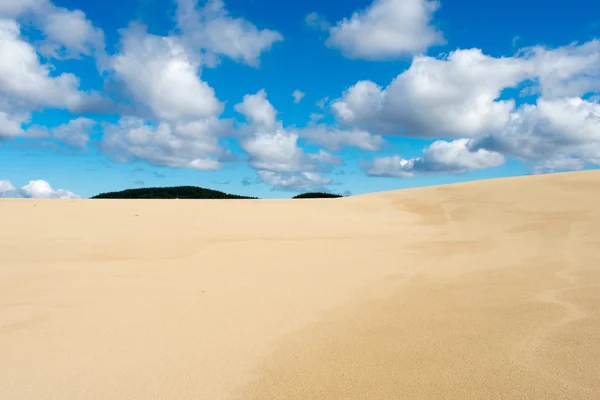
<box><xmin>1</xmin><ymin>170</ymin><xmax>599</xmax><ymax>399</ymax></box>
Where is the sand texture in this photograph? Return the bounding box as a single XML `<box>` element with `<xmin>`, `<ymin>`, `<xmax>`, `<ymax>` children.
<box><xmin>1</xmin><ymin>170</ymin><xmax>599</xmax><ymax>399</ymax></box>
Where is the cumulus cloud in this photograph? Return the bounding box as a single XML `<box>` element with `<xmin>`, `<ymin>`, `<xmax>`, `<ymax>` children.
<box><xmin>50</xmin><ymin>117</ymin><xmax>96</xmax><ymax>148</ymax></box>
<box><xmin>37</xmin><ymin>7</ymin><xmax>105</xmax><ymax>60</ymax></box>
<box><xmin>236</xmin><ymin>90</ymin><xmax>336</xmax><ymax>173</ymax></box>
<box><xmin>0</xmin><ymin>108</ymin><xmax>29</xmax><ymax>139</ymax></box>
<box><xmin>241</xmin><ymin>128</ymin><xmax>313</xmax><ymax>173</ymax></box>
<box><xmin>332</xmin><ymin>40</ymin><xmax>600</xmax><ymax>140</ymax></box>
<box><xmin>0</xmin><ymin>0</ymin><xmax>41</xmax><ymax>18</ymax></box>
<box><xmin>0</xmin><ymin>179</ymin><xmax>18</xmax><ymax>197</ymax></box>
<box><xmin>110</xmin><ymin>23</ymin><xmax>223</xmax><ymax>122</ymax></box>
<box><xmin>0</xmin><ymin>0</ymin><xmax>104</xmax><ymax>60</ymax></box>
<box><xmin>365</xmin><ymin>139</ymin><xmax>505</xmax><ymax>177</ymax></box>
<box><xmin>0</xmin><ymin>179</ymin><xmax>79</xmax><ymax>198</ymax></box>
<box><xmin>292</xmin><ymin>90</ymin><xmax>305</xmax><ymax>104</ymax></box>
<box><xmin>472</xmin><ymin>97</ymin><xmax>600</xmax><ymax>172</ymax></box>
<box><xmin>100</xmin><ymin>117</ymin><xmax>233</xmax><ymax>171</ymax></box>
<box><xmin>236</xmin><ymin>90</ymin><xmax>341</xmax><ymax>189</ymax></box>
<box><xmin>0</xmin><ymin>19</ymin><xmax>88</xmax><ymax>110</ymax></box>
<box><xmin>309</xmin><ymin>149</ymin><xmax>344</xmax><ymax>165</ymax></box>
<box><xmin>332</xmin><ymin>49</ymin><xmax>532</xmax><ymax>138</ymax></box>
<box><xmin>324</xmin><ymin>39</ymin><xmax>600</xmax><ymax>176</ymax></box>
<box><xmin>531</xmin><ymin>158</ymin><xmax>586</xmax><ymax>175</ymax></box>
<box><xmin>523</xmin><ymin>39</ymin><xmax>600</xmax><ymax>98</ymax></box>
<box><xmin>175</xmin><ymin>0</ymin><xmax>283</xmax><ymax>67</ymax></box>
<box><xmin>364</xmin><ymin>95</ymin><xmax>600</xmax><ymax>178</ymax></box>
<box><xmin>331</xmin><ymin>80</ymin><xmax>387</xmax><ymax>131</ymax></box>
<box><xmin>0</xmin><ymin>19</ymin><xmax>101</xmax><ymax>140</ymax></box>
<box><xmin>96</xmin><ymin>18</ymin><xmax>239</xmax><ymax>168</ymax></box>
<box><xmin>234</xmin><ymin>89</ymin><xmax>277</xmax><ymax>130</ymax></box>
<box><xmin>21</xmin><ymin>179</ymin><xmax>79</xmax><ymax>198</ymax></box>
<box><xmin>240</xmin><ymin>126</ymin><xmax>343</xmax><ymax>173</ymax></box>
<box><xmin>298</xmin><ymin>125</ymin><xmax>384</xmax><ymax>151</ymax></box>
<box><xmin>25</xmin><ymin>117</ymin><xmax>97</xmax><ymax>148</ymax></box>
<box><xmin>310</xmin><ymin>0</ymin><xmax>444</xmax><ymax>60</ymax></box>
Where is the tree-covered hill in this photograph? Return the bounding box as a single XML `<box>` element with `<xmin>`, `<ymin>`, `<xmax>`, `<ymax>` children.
<box><xmin>91</xmin><ymin>186</ymin><xmax>257</xmax><ymax>199</ymax></box>
<box><xmin>292</xmin><ymin>192</ymin><xmax>344</xmax><ymax>199</ymax></box>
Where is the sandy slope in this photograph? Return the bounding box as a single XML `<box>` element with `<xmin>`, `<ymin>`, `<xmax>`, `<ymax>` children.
<box><xmin>1</xmin><ymin>171</ymin><xmax>599</xmax><ymax>399</ymax></box>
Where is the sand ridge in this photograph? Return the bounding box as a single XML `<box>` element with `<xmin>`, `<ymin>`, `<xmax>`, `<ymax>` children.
<box><xmin>1</xmin><ymin>170</ymin><xmax>599</xmax><ymax>399</ymax></box>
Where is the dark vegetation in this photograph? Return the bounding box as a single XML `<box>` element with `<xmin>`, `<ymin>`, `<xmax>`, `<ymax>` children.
<box><xmin>92</xmin><ymin>187</ymin><xmax>348</xmax><ymax>199</ymax></box>
<box><xmin>92</xmin><ymin>186</ymin><xmax>257</xmax><ymax>199</ymax></box>
<box><xmin>292</xmin><ymin>192</ymin><xmax>343</xmax><ymax>199</ymax></box>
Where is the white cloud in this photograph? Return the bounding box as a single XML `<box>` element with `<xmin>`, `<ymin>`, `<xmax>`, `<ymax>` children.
<box><xmin>257</xmin><ymin>170</ymin><xmax>332</xmax><ymax>191</ymax></box>
<box><xmin>531</xmin><ymin>157</ymin><xmax>586</xmax><ymax>175</ymax></box>
<box><xmin>331</xmin><ymin>40</ymin><xmax>600</xmax><ymax>141</ymax></box>
<box><xmin>331</xmin><ymin>80</ymin><xmax>387</xmax><ymax>131</ymax></box>
<box><xmin>361</xmin><ymin>95</ymin><xmax>600</xmax><ymax>178</ymax></box>
<box><xmin>292</xmin><ymin>89</ymin><xmax>305</xmax><ymax>103</ymax></box>
<box><xmin>365</xmin><ymin>138</ymin><xmax>505</xmax><ymax>177</ymax></box>
<box><xmin>0</xmin><ymin>18</ymin><xmax>99</xmax><ymax>140</ymax></box>
<box><xmin>0</xmin><ymin>179</ymin><xmax>79</xmax><ymax>198</ymax></box>
<box><xmin>235</xmin><ymin>89</ymin><xmax>277</xmax><ymax>130</ymax></box>
<box><xmin>0</xmin><ymin>0</ymin><xmax>41</xmax><ymax>18</ymax></box>
<box><xmin>521</xmin><ymin>39</ymin><xmax>600</xmax><ymax>98</ymax></box>
<box><xmin>0</xmin><ymin>179</ymin><xmax>18</xmax><ymax>197</ymax></box>
<box><xmin>309</xmin><ymin>149</ymin><xmax>343</xmax><ymax>165</ymax></box>
<box><xmin>101</xmin><ymin>117</ymin><xmax>231</xmax><ymax>171</ymax></box>
<box><xmin>472</xmin><ymin>97</ymin><xmax>600</xmax><ymax>172</ymax></box>
<box><xmin>365</xmin><ymin>155</ymin><xmax>415</xmax><ymax>178</ymax></box>
<box><xmin>0</xmin><ymin>19</ymin><xmax>86</xmax><ymax>110</ymax></box>
<box><xmin>241</xmin><ymin>128</ymin><xmax>310</xmax><ymax>173</ymax></box>
<box><xmin>236</xmin><ymin>90</ymin><xmax>341</xmax><ymax>188</ymax></box>
<box><xmin>316</xmin><ymin>0</ymin><xmax>444</xmax><ymax>60</ymax></box>
<box><xmin>326</xmin><ymin>36</ymin><xmax>600</xmax><ymax>176</ymax></box>
<box><xmin>0</xmin><ymin>108</ymin><xmax>29</xmax><ymax>139</ymax></box>
<box><xmin>241</xmin><ymin>127</ymin><xmax>340</xmax><ymax>187</ymax></box>
<box><xmin>0</xmin><ymin>0</ymin><xmax>105</xmax><ymax>60</ymax></box>
<box><xmin>21</xmin><ymin>179</ymin><xmax>79</xmax><ymax>198</ymax></box>
<box><xmin>332</xmin><ymin>49</ymin><xmax>532</xmax><ymax>138</ymax></box>
<box><xmin>23</xmin><ymin>117</ymin><xmax>97</xmax><ymax>148</ymax></box>
<box><xmin>38</xmin><ymin>7</ymin><xmax>105</xmax><ymax>60</ymax></box>
<box><xmin>110</xmin><ymin>23</ymin><xmax>223</xmax><ymax>122</ymax></box>
<box><xmin>298</xmin><ymin>124</ymin><xmax>384</xmax><ymax>151</ymax></box>
<box><xmin>234</xmin><ymin>92</ymin><xmax>373</xmax><ymax>179</ymax></box>
<box><xmin>50</xmin><ymin>117</ymin><xmax>96</xmax><ymax>148</ymax></box>
<box><xmin>237</xmin><ymin>90</ymin><xmax>341</xmax><ymax>173</ymax></box>
<box><xmin>175</xmin><ymin>0</ymin><xmax>283</xmax><ymax>67</ymax></box>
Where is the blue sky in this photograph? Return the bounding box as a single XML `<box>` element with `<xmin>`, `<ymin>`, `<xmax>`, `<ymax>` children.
<box><xmin>0</xmin><ymin>0</ymin><xmax>599</xmax><ymax>199</ymax></box>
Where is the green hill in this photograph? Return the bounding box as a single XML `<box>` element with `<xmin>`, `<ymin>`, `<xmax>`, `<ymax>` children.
<box><xmin>292</xmin><ymin>192</ymin><xmax>344</xmax><ymax>199</ymax></box>
<box><xmin>91</xmin><ymin>186</ymin><xmax>257</xmax><ymax>199</ymax></box>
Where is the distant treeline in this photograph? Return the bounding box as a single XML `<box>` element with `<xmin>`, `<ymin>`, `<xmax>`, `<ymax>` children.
<box><xmin>91</xmin><ymin>186</ymin><xmax>346</xmax><ymax>199</ymax></box>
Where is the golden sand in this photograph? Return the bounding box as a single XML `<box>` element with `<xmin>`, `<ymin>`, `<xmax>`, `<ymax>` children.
<box><xmin>1</xmin><ymin>170</ymin><xmax>599</xmax><ymax>399</ymax></box>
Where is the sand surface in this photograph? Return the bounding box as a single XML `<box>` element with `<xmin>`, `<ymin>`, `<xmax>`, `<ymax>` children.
<box><xmin>1</xmin><ymin>171</ymin><xmax>599</xmax><ymax>399</ymax></box>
